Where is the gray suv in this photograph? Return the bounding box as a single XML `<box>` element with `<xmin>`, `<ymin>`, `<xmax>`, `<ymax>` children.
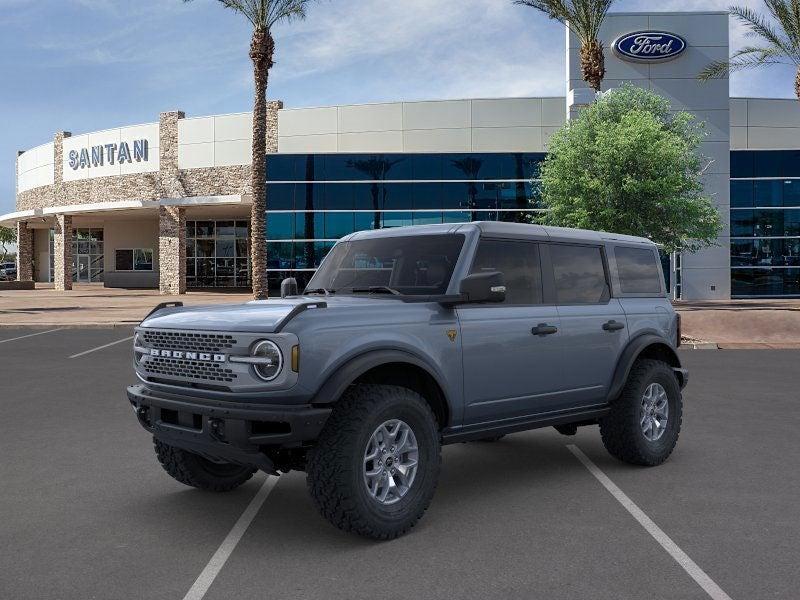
<box><xmin>127</xmin><ymin>222</ymin><xmax>687</xmax><ymax>539</ymax></box>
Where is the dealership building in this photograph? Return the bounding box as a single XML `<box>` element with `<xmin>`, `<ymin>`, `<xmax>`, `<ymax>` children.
<box><xmin>4</xmin><ymin>10</ymin><xmax>800</xmax><ymax>299</ymax></box>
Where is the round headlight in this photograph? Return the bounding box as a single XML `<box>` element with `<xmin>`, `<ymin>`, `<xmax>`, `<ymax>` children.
<box><xmin>252</xmin><ymin>340</ymin><xmax>283</xmax><ymax>381</ymax></box>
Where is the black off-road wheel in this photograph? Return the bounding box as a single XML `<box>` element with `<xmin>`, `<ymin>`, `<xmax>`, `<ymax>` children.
<box><xmin>599</xmin><ymin>359</ymin><xmax>683</xmax><ymax>466</ymax></box>
<box><xmin>153</xmin><ymin>438</ymin><xmax>256</xmax><ymax>492</ymax></box>
<box><xmin>306</xmin><ymin>384</ymin><xmax>441</xmax><ymax>540</ymax></box>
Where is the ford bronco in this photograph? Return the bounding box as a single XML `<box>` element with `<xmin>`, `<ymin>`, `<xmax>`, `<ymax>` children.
<box><xmin>128</xmin><ymin>222</ymin><xmax>687</xmax><ymax>539</ymax></box>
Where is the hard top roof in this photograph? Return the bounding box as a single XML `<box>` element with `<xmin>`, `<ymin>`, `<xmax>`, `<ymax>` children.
<box><xmin>345</xmin><ymin>221</ymin><xmax>655</xmax><ymax>247</ymax></box>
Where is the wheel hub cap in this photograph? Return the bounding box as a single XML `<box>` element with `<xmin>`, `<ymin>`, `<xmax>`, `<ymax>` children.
<box><xmin>363</xmin><ymin>419</ymin><xmax>419</xmax><ymax>505</ymax></box>
<box><xmin>640</xmin><ymin>383</ymin><xmax>669</xmax><ymax>442</ymax></box>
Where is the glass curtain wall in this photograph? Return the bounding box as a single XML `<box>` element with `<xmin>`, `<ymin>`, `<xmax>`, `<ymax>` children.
<box><xmin>731</xmin><ymin>151</ymin><xmax>800</xmax><ymax>297</ymax></box>
<box><xmin>186</xmin><ymin>220</ymin><xmax>251</xmax><ymax>288</ymax></box>
<box><xmin>264</xmin><ymin>152</ymin><xmax>546</xmax><ymax>292</ymax></box>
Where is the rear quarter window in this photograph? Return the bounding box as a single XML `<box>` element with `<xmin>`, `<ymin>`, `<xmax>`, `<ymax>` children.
<box><xmin>615</xmin><ymin>246</ymin><xmax>663</xmax><ymax>295</ymax></box>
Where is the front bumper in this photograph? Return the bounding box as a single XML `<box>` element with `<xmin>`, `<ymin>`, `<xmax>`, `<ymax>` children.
<box><xmin>127</xmin><ymin>384</ymin><xmax>331</xmax><ymax>473</ymax></box>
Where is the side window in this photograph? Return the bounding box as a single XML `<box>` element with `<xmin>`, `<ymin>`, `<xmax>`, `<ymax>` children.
<box><xmin>470</xmin><ymin>240</ymin><xmax>542</xmax><ymax>304</ymax></box>
<box><xmin>550</xmin><ymin>244</ymin><xmax>609</xmax><ymax>304</ymax></box>
<box><xmin>615</xmin><ymin>246</ymin><xmax>663</xmax><ymax>295</ymax></box>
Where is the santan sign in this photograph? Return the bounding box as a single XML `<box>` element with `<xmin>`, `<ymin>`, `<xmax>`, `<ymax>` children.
<box><xmin>68</xmin><ymin>139</ymin><xmax>149</xmax><ymax>170</ymax></box>
<box><xmin>613</xmin><ymin>31</ymin><xmax>687</xmax><ymax>62</ymax></box>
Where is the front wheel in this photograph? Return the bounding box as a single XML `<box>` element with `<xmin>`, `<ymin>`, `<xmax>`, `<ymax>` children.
<box><xmin>599</xmin><ymin>359</ymin><xmax>683</xmax><ymax>466</ymax></box>
<box><xmin>153</xmin><ymin>439</ymin><xmax>255</xmax><ymax>492</ymax></box>
<box><xmin>306</xmin><ymin>384</ymin><xmax>441</xmax><ymax>540</ymax></box>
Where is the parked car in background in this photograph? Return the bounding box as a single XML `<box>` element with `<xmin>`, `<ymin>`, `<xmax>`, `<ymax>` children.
<box><xmin>0</xmin><ymin>262</ymin><xmax>16</xmax><ymax>281</ymax></box>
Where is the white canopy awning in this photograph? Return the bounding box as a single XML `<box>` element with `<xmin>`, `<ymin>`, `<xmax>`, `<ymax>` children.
<box><xmin>0</xmin><ymin>194</ymin><xmax>245</xmax><ymax>227</ymax></box>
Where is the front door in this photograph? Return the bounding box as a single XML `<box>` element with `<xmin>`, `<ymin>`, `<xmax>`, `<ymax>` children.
<box><xmin>458</xmin><ymin>239</ymin><xmax>564</xmax><ymax>427</ymax></box>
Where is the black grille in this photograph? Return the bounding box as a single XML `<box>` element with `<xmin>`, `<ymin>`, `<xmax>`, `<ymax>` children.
<box><xmin>143</xmin><ymin>356</ymin><xmax>238</xmax><ymax>383</ymax></box>
<box><xmin>142</xmin><ymin>330</ymin><xmax>237</xmax><ymax>353</ymax></box>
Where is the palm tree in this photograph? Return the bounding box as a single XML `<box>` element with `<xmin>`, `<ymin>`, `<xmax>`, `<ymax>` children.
<box><xmin>184</xmin><ymin>0</ymin><xmax>315</xmax><ymax>299</ymax></box>
<box><xmin>515</xmin><ymin>0</ymin><xmax>615</xmax><ymax>92</ymax></box>
<box><xmin>699</xmin><ymin>3</ymin><xmax>800</xmax><ymax>101</ymax></box>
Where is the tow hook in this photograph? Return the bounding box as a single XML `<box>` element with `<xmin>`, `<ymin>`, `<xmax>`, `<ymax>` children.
<box><xmin>209</xmin><ymin>418</ymin><xmax>226</xmax><ymax>441</ymax></box>
<box><xmin>135</xmin><ymin>406</ymin><xmax>151</xmax><ymax>427</ymax></box>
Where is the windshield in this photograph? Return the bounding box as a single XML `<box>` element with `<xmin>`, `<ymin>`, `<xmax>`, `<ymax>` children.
<box><xmin>306</xmin><ymin>234</ymin><xmax>465</xmax><ymax>296</ymax></box>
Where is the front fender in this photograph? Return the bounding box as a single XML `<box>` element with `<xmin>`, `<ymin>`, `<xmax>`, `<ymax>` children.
<box><xmin>310</xmin><ymin>348</ymin><xmax>450</xmax><ymax>408</ymax></box>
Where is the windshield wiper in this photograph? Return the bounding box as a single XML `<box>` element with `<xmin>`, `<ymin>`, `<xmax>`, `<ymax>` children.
<box><xmin>305</xmin><ymin>287</ymin><xmax>335</xmax><ymax>295</ymax></box>
<box><xmin>350</xmin><ymin>286</ymin><xmax>402</xmax><ymax>295</ymax></box>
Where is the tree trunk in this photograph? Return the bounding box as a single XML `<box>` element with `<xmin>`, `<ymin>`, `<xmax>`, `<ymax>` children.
<box><xmin>249</xmin><ymin>29</ymin><xmax>275</xmax><ymax>300</ymax></box>
<box><xmin>580</xmin><ymin>40</ymin><xmax>605</xmax><ymax>93</ymax></box>
<box><xmin>796</xmin><ymin>67</ymin><xmax>800</xmax><ymax>102</ymax></box>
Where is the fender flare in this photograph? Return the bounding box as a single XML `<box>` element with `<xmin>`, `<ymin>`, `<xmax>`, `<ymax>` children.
<box><xmin>310</xmin><ymin>348</ymin><xmax>451</xmax><ymax>409</ymax></box>
<box><xmin>606</xmin><ymin>333</ymin><xmax>683</xmax><ymax>402</ymax></box>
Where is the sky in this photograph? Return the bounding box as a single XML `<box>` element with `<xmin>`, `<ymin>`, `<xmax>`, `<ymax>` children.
<box><xmin>0</xmin><ymin>0</ymin><xmax>797</xmax><ymax>216</ymax></box>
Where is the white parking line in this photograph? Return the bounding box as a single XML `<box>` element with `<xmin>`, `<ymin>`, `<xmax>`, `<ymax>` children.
<box><xmin>0</xmin><ymin>329</ymin><xmax>63</xmax><ymax>345</ymax></box>
<box><xmin>567</xmin><ymin>445</ymin><xmax>733</xmax><ymax>600</ymax></box>
<box><xmin>68</xmin><ymin>335</ymin><xmax>134</xmax><ymax>359</ymax></box>
<box><xmin>183</xmin><ymin>476</ymin><xmax>278</xmax><ymax>600</ymax></box>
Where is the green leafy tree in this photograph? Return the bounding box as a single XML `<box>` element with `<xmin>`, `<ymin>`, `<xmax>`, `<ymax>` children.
<box><xmin>699</xmin><ymin>2</ymin><xmax>800</xmax><ymax>100</ymax></box>
<box><xmin>537</xmin><ymin>84</ymin><xmax>722</xmax><ymax>253</ymax></box>
<box><xmin>183</xmin><ymin>0</ymin><xmax>317</xmax><ymax>299</ymax></box>
<box><xmin>0</xmin><ymin>226</ymin><xmax>15</xmax><ymax>263</ymax></box>
<box><xmin>515</xmin><ymin>0</ymin><xmax>615</xmax><ymax>92</ymax></box>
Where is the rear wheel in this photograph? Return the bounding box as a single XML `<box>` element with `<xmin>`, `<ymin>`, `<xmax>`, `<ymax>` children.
<box><xmin>599</xmin><ymin>359</ymin><xmax>682</xmax><ymax>466</ymax></box>
<box><xmin>153</xmin><ymin>438</ymin><xmax>255</xmax><ymax>492</ymax></box>
<box><xmin>306</xmin><ymin>384</ymin><xmax>441</xmax><ymax>540</ymax></box>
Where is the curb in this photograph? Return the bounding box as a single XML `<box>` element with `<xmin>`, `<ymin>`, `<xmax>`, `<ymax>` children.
<box><xmin>686</xmin><ymin>342</ymin><xmax>719</xmax><ymax>350</ymax></box>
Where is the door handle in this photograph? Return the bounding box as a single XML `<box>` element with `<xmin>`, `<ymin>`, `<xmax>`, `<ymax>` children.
<box><xmin>602</xmin><ymin>320</ymin><xmax>625</xmax><ymax>332</ymax></box>
<box><xmin>532</xmin><ymin>323</ymin><xmax>558</xmax><ymax>336</ymax></box>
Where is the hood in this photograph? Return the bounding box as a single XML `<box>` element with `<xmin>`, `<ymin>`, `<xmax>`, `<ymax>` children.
<box><xmin>139</xmin><ymin>295</ymin><xmax>410</xmax><ymax>333</ymax></box>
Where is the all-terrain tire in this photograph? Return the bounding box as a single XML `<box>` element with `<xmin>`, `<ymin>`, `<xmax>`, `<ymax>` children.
<box><xmin>306</xmin><ymin>384</ymin><xmax>441</xmax><ymax>540</ymax></box>
<box><xmin>599</xmin><ymin>359</ymin><xmax>683</xmax><ymax>466</ymax></box>
<box><xmin>153</xmin><ymin>438</ymin><xmax>256</xmax><ymax>492</ymax></box>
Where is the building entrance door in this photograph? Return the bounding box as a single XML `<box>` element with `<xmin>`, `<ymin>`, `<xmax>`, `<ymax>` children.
<box><xmin>76</xmin><ymin>255</ymin><xmax>90</xmax><ymax>282</ymax></box>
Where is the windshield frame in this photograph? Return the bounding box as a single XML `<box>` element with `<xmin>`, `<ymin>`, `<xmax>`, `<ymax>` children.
<box><xmin>305</xmin><ymin>233</ymin><xmax>467</xmax><ymax>297</ymax></box>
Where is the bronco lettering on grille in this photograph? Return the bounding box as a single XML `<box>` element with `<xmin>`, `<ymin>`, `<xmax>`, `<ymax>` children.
<box><xmin>149</xmin><ymin>349</ymin><xmax>226</xmax><ymax>362</ymax></box>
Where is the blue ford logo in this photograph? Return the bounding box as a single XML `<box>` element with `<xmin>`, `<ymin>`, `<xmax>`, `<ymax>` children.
<box><xmin>613</xmin><ymin>31</ymin><xmax>687</xmax><ymax>62</ymax></box>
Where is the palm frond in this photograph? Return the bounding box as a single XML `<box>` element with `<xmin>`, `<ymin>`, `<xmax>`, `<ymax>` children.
<box><xmin>730</xmin><ymin>5</ymin><xmax>800</xmax><ymax>64</ymax></box>
<box><xmin>764</xmin><ymin>0</ymin><xmax>800</xmax><ymax>45</ymax></box>
<box><xmin>186</xmin><ymin>0</ymin><xmax>312</xmax><ymax>30</ymax></box>
<box><xmin>699</xmin><ymin>46</ymin><xmax>788</xmax><ymax>80</ymax></box>
<box><xmin>515</xmin><ymin>0</ymin><xmax>615</xmax><ymax>43</ymax></box>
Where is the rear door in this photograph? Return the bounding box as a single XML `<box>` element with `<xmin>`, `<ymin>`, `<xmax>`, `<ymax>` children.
<box><xmin>546</xmin><ymin>243</ymin><xmax>628</xmax><ymax>407</ymax></box>
<box><xmin>458</xmin><ymin>238</ymin><xmax>564</xmax><ymax>426</ymax></box>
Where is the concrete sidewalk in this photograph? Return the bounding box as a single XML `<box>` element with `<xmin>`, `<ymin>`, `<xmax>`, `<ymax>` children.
<box><xmin>675</xmin><ymin>299</ymin><xmax>800</xmax><ymax>349</ymax></box>
<box><xmin>2</xmin><ymin>285</ymin><xmax>799</xmax><ymax>347</ymax></box>
<box><xmin>0</xmin><ymin>284</ymin><xmax>252</xmax><ymax>327</ymax></box>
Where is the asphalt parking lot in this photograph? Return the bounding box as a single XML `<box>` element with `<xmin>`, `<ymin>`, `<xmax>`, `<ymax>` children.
<box><xmin>1</xmin><ymin>328</ymin><xmax>798</xmax><ymax>600</ymax></box>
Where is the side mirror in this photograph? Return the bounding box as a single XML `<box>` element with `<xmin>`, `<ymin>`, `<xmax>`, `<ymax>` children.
<box><xmin>280</xmin><ymin>277</ymin><xmax>299</xmax><ymax>298</ymax></box>
<box><xmin>458</xmin><ymin>271</ymin><xmax>506</xmax><ymax>304</ymax></box>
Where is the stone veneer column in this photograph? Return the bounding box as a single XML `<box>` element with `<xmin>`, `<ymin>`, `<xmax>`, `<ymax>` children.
<box><xmin>158</xmin><ymin>111</ymin><xmax>186</xmax><ymax>295</ymax></box>
<box><xmin>265</xmin><ymin>101</ymin><xmax>283</xmax><ymax>154</ymax></box>
<box><xmin>159</xmin><ymin>205</ymin><xmax>186</xmax><ymax>295</ymax></box>
<box><xmin>16</xmin><ymin>221</ymin><xmax>33</xmax><ymax>282</ymax></box>
<box><xmin>159</xmin><ymin>111</ymin><xmax>186</xmax><ymax>199</ymax></box>
<box><xmin>53</xmin><ymin>214</ymin><xmax>73</xmax><ymax>291</ymax></box>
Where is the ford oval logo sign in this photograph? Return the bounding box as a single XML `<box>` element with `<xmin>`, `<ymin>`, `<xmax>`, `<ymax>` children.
<box><xmin>613</xmin><ymin>31</ymin><xmax>687</xmax><ymax>63</ymax></box>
